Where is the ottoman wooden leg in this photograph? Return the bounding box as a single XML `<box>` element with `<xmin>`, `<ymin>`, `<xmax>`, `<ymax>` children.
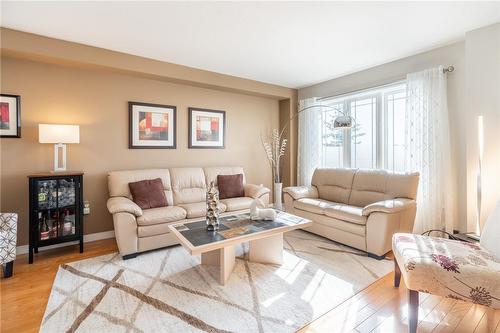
<box><xmin>394</xmin><ymin>258</ymin><xmax>401</xmax><ymax>288</ymax></box>
<box><xmin>408</xmin><ymin>289</ymin><xmax>419</xmax><ymax>333</ymax></box>
<box><xmin>3</xmin><ymin>261</ymin><xmax>13</xmax><ymax>278</ymax></box>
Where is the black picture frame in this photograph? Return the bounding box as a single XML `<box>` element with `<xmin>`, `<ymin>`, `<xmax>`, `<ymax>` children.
<box><xmin>129</xmin><ymin>101</ymin><xmax>177</xmax><ymax>149</ymax></box>
<box><xmin>0</xmin><ymin>94</ymin><xmax>21</xmax><ymax>138</ymax></box>
<box><xmin>188</xmin><ymin>107</ymin><xmax>226</xmax><ymax>149</ymax></box>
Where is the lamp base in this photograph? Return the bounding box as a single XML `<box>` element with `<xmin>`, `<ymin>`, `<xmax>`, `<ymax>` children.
<box><xmin>54</xmin><ymin>143</ymin><xmax>67</xmax><ymax>172</ymax></box>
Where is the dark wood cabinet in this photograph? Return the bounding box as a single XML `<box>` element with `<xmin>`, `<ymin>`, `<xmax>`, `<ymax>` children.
<box><xmin>28</xmin><ymin>172</ymin><xmax>84</xmax><ymax>263</ymax></box>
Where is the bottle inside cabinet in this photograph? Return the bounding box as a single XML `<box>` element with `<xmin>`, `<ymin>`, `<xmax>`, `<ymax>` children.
<box><xmin>61</xmin><ymin>208</ymin><xmax>76</xmax><ymax>236</ymax></box>
<box><xmin>38</xmin><ymin>212</ymin><xmax>50</xmax><ymax>241</ymax></box>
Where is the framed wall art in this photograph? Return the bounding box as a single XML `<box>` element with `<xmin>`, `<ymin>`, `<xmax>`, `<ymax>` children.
<box><xmin>129</xmin><ymin>102</ymin><xmax>176</xmax><ymax>149</ymax></box>
<box><xmin>0</xmin><ymin>94</ymin><xmax>21</xmax><ymax>138</ymax></box>
<box><xmin>188</xmin><ymin>107</ymin><xmax>226</xmax><ymax>149</ymax></box>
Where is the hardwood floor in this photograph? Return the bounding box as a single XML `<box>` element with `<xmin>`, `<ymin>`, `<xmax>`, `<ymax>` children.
<box><xmin>1</xmin><ymin>239</ymin><xmax>499</xmax><ymax>333</ymax></box>
<box><xmin>298</xmin><ymin>272</ymin><xmax>500</xmax><ymax>333</ymax></box>
<box><xmin>1</xmin><ymin>239</ymin><xmax>118</xmax><ymax>333</ymax></box>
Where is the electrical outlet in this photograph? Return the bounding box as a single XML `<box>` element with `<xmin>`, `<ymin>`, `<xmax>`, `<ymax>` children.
<box><xmin>83</xmin><ymin>200</ymin><xmax>90</xmax><ymax>215</ymax></box>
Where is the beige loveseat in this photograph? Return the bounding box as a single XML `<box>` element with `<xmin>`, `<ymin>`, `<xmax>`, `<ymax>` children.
<box><xmin>283</xmin><ymin>168</ymin><xmax>419</xmax><ymax>259</ymax></box>
<box><xmin>107</xmin><ymin>167</ymin><xmax>270</xmax><ymax>258</ymax></box>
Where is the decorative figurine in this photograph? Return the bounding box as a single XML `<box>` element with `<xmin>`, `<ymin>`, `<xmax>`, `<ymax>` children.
<box><xmin>250</xmin><ymin>198</ymin><xmax>277</xmax><ymax>221</ymax></box>
<box><xmin>206</xmin><ymin>181</ymin><xmax>220</xmax><ymax>231</ymax></box>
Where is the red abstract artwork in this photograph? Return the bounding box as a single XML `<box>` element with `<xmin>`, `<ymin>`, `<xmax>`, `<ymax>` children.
<box><xmin>196</xmin><ymin>116</ymin><xmax>219</xmax><ymax>141</ymax></box>
<box><xmin>0</xmin><ymin>102</ymin><xmax>10</xmax><ymax>130</ymax></box>
<box><xmin>138</xmin><ymin>111</ymin><xmax>169</xmax><ymax>140</ymax></box>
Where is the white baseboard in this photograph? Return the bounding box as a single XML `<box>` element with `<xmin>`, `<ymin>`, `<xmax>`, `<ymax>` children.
<box><xmin>16</xmin><ymin>230</ymin><xmax>115</xmax><ymax>255</ymax></box>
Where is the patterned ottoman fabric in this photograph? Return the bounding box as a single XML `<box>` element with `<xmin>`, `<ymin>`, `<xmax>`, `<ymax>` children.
<box><xmin>0</xmin><ymin>213</ymin><xmax>17</xmax><ymax>265</ymax></box>
<box><xmin>393</xmin><ymin>233</ymin><xmax>500</xmax><ymax>309</ymax></box>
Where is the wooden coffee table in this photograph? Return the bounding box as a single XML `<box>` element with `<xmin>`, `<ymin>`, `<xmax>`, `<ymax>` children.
<box><xmin>168</xmin><ymin>212</ymin><xmax>312</xmax><ymax>285</ymax></box>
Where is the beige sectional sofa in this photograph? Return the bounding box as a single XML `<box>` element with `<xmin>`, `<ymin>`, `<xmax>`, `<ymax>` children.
<box><xmin>283</xmin><ymin>168</ymin><xmax>419</xmax><ymax>259</ymax></box>
<box><xmin>106</xmin><ymin>166</ymin><xmax>270</xmax><ymax>258</ymax></box>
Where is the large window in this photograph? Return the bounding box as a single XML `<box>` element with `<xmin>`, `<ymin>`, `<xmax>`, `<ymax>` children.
<box><xmin>320</xmin><ymin>82</ymin><xmax>407</xmax><ymax>172</ymax></box>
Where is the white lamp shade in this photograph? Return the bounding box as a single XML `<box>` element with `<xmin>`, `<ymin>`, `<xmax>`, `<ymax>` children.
<box><xmin>39</xmin><ymin>124</ymin><xmax>80</xmax><ymax>144</ymax></box>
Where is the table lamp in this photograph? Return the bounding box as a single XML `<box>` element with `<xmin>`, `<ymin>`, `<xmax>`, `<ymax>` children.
<box><xmin>39</xmin><ymin>124</ymin><xmax>80</xmax><ymax>172</ymax></box>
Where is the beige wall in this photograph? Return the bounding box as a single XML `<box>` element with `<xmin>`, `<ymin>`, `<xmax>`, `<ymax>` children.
<box><xmin>0</xmin><ymin>56</ymin><xmax>282</xmax><ymax>246</ymax></box>
<box><xmin>465</xmin><ymin>23</ymin><xmax>500</xmax><ymax>232</ymax></box>
<box><xmin>299</xmin><ymin>42</ymin><xmax>467</xmax><ymax>231</ymax></box>
<box><xmin>0</xmin><ymin>28</ymin><xmax>294</xmax><ymax>100</ymax></box>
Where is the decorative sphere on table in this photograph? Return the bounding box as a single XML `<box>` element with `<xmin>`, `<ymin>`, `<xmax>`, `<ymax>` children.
<box><xmin>206</xmin><ymin>181</ymin><xmax>220</xmax><ymax>231</ymax></box>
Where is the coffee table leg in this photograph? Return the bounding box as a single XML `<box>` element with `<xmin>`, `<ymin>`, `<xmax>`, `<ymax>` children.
<box><xmin>249</xmin><ymin>233</ymin><xmax>283</xmax><ymax>265</ymax></box>
<box><xmin>201</xmin><ymin>245</ymin><xmax>235</xmax><ymax>285</ymax></box>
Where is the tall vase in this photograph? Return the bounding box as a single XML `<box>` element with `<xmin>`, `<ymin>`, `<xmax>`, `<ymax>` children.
<box><xmin>274</xmin><ymin>182</ymin><xmax>283</xmax><ymax>210</ymax></box>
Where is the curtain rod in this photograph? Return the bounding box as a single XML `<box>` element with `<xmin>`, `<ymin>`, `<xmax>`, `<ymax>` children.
<box><xmin>317</xmin><ymin>65</ymin><xmax>454</xmax><ymax>102</ymax></box>
<box><xmin>317</xmin><ymin>79</ymin><xmax>405</xmax><ymax>101</ymax></box>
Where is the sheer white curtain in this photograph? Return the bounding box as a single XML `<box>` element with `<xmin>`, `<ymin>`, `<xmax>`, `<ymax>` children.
<box><xmin>297</xmin><ymin>98</ymin><xmax>322</xmax><ymax>186</ymax></box>
<box><xmin>405</xmin><ymin>66</ymin><xmax>455</xmax><ymax>233</ymax></box>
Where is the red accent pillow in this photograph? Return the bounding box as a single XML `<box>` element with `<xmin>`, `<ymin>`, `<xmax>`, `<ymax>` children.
<box><xmin>217</xmin><ymin>174</ymin><xmax>244</xmax><ymax>199</ymax></box>
<box><xmin>128</xmin><ymin>178</ymin><xmax>168</xmax><ymax>209</ymax></box>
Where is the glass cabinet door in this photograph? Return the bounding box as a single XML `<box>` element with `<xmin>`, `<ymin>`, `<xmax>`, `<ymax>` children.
<box><xmin>58</xmin><ymin>178</ymin><xmax>76</xmax><ymax>208</ymax></box>
<box><xmin>36</xmin><ymin>177</ymin><xmax>77</xmax><ymax>240</ymax></box>
<box><xmin>37</xmin><ymin>180</ymin><xmax>57</xmax><ymax>210</ymax></box>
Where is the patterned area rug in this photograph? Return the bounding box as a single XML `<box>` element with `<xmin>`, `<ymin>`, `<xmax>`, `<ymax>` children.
<box><xmin>41</xmin><ymin>230</ymin><xmax>392</xmax><ymax>333</ymax></box>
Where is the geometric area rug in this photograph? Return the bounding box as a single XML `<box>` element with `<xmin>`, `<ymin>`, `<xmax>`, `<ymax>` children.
<box><xmin>40</xmin><ymin>230</ymin><xmax>392</xmax><ymax>333</ymax></box>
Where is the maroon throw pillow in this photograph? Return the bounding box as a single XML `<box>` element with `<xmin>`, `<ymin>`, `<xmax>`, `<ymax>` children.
<box><xmin>128</xmin><ymin>178</ymin><xmax>168</xmax><ymax>209</ymax></box>
<box><xmin>217</xmin><ymin>174</ymin><xmax>244</xmax><ymax>199</ymax></box>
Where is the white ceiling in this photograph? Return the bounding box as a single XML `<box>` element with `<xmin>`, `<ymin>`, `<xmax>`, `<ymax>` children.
<box><xmin>1</xmin><ymin>1</ymin><xmax>499</xmax><ymax>88</ymax></box>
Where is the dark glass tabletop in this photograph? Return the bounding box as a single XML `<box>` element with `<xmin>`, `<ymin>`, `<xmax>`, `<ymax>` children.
<box><xmin>172</xmin><ymin>212</ymin><xmax>307</xmax><ymax>247</ymax></box>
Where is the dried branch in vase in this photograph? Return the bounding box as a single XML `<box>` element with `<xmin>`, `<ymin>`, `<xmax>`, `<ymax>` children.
<box><xmin>261</xmin><ymin>128</ymin><xmax>287</xmax><ymax>183</ymax></box>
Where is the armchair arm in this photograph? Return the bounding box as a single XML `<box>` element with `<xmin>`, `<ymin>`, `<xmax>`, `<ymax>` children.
<box><xmin>244</xmin><ymin>184</ymin><xmax>270</xmax><ymax>199</ymax></box>
<box><xmin>107</xmin><ymin>197</ymin><xmax>143</xmax><ymax>217</ymax></box>
<box><xmin>282</xmin><ymin>186</ymin><xmax>319</xmax><ymax>200</ymax></box>
<box><xmin>362</xmin><ymin>198</ymin><xmax>416</xmax><ymax>216</ymax></box>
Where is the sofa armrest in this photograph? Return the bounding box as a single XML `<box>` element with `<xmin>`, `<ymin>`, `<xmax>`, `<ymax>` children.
<box><xmin>107</xmin><ymin>197</ymin><xmax>143</xmax><ymax>217</ymax></box>
<box><xmin>282</xmin><ymin>186</ymin><xmax>319</xmax><ymax>200</ymax></box>
<box><xmin>362</xmin><ymin>198</ymin><xmax>416</xmax><ymax>216</ymax></box>
<box><xmin>244</xmin><ymin>184</ymin><xmax>270</xmax><ymax>199</ymax></box>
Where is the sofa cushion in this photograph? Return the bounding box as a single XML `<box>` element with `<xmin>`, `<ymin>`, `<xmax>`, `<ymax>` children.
<box><xmin>312</xmin><ymin>168</ymin><xmax>356</xmax><ymax>204</ymax></box>
<box><xmin>220</xmin><ymin>197</ymin><xmax>253</xmax><ymax>212</ymax></box>
<box><xmin>170</xmin><ymin>168</ymin><xmax>207</xmax><ymax>205</ymax></box>
<box><xmin>137</xmin><ymin>223</ymin><xmax>172</xmax><ymax>238</ymax></box>
<box><xmin>386</xmin><ymin>172</ymin><xmax>419</xmax><ymax>200</ymax></box>
<box><xmin>217</xmin><ymin>174</ymin><xmax>244</xmax><ymax>199</ymax></box>
<box><xmin>108</xmin><ymin>169</ymin><xmax>173</xmax><ymax>205</ymax></box>
<box><xmin>293</xmin><ymin>198</ymin><xmax>334</xmax><ymax>215</ymax></box>
<box><xmin>348</xmin><ymin>169</ymin><xmax>420</xmax><ymax>207</ymax></box>
<box><xmin>204</xmin><ymin>166</ymin><xmax>246</xmax><ymax>186</ymax></box>
<box><xmin>136</xmin><ymin>206</ymin><xmax>187</xmax><ymax>226</ymax></box>
<box><xmin>178</xmin><ymin>202</ymin><xmax>228</xmax><ymax>218</ymax></box>
<box><xmin>312</xmin><ymin>214</ymin><xmax>366</xmax><ymax>236</ymax></box>
<box><xmin>129</xmin><ymin>178</ymin><xmax>168</xmax><ymax>209</ymax></box>
<box><xmin>348</xmin><ymin>169</ymin><xmax>390</xmax><ymax>207</ymax></box>
<box><xmin>324</xmin><ymin>204</ymin><xmax>367</xmax><ymax>225</ymax></box>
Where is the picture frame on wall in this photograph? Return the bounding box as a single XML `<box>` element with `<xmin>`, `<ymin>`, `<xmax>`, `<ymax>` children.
<box><xmin>0</xmin><ymin>94</ymin><xmax>21</xmax><ymax>138</ymax></box>
<box><xmin>188</xmin><ymin>107</ymin><xmax>226</xmax><ymax>149</ymax></box>
<box><xmin>129</xmin><ymin>101</ymin><xmax>177</xmax><ymax>149</ymax></box>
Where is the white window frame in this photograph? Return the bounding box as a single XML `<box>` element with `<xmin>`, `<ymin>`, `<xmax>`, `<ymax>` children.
<box><xmin>320</xmin><ymin>81</ymin><xmax>406</xmax><ymax>170</ymax></box>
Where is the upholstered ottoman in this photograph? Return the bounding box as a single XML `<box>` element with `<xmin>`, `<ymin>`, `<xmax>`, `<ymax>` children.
<box><xmin>393</xmin><ymin>232</ymin><xmax>500</xmax><ymax>332</ymax></box>
<box><xmin>0</xmin><ymin>213</ymin><xmax>17</xmax><ymax>278</ymax></box>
